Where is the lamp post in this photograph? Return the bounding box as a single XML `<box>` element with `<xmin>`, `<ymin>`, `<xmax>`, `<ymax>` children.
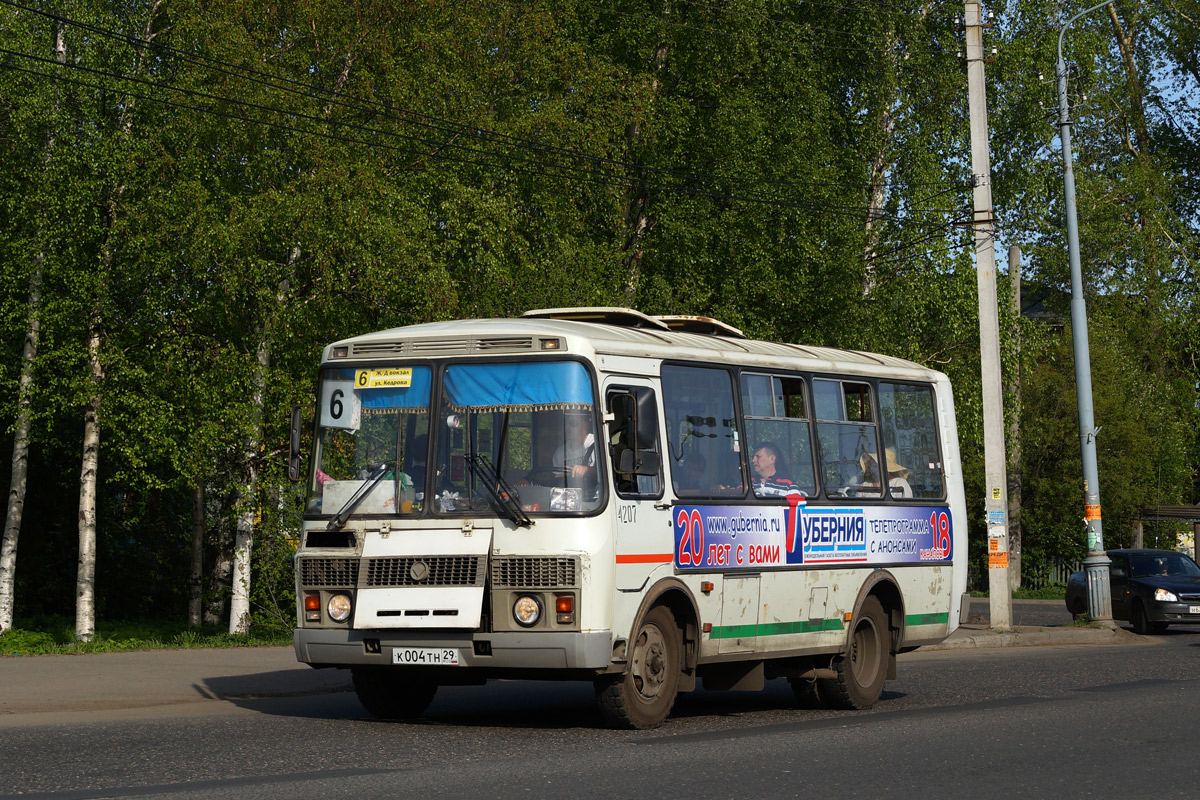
<box><xmin>1056</xmin><ymin>0</ymin><xmax>1114</xmax><ymax>622</ymax></box>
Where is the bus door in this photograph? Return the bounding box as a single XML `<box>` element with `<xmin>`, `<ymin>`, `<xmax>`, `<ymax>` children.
<box><xmin>605</xmin><ymin>380</ymin><xmax>669</xmax><ymax>591</ymax></box>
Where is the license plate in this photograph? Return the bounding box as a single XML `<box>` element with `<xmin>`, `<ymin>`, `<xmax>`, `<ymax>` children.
<box><xmin>1189</xmin><ymin>606</ymin><xmax>1200</xmax><ymax>615</ymax></box>
<box><xmin>392</xmin><ymin>647</ymin><xmax>461</xmax><ymax>666</ymax></box>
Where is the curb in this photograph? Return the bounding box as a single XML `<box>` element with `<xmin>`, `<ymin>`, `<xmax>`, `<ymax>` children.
<box><xmin>924</xmin><ymin>624</ymin><xmax>1143</xmax><ymax>650</ymax></box>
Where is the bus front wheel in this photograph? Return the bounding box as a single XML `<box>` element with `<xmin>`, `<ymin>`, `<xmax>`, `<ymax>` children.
<box><xmin>351</xmin><ymin>668</ymin><xmax>437</xmax><ymax>720</ymax></box>
<box><xmin>818</xmin><ymin>595</ymin><xmax>889</xmax><ymax>710</ymax></box>
<box><xmin>595</xmin><ymin>606</ymin><xmax>681</xmax><ymax>729</ymax></box>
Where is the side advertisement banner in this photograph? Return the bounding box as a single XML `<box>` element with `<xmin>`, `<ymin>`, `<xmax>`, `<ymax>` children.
<box><xmin>673</xmin><ymin>497</ymin><xmax>952</xmax><ymax>571</ymax></box>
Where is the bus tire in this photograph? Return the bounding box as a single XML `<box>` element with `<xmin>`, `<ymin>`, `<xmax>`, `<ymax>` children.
<box><xmin>818</xmin><ymin>595</ymin><xmax>889</xmax><ymax>710</ymax></box>
<box><xmin>595</xmin><ymin>606</ymin><xmax>681</xmax><ymax>729</ymax></box>
<box><xmin>351</xmin><ymin>668</ymin><xmax>437</xmax><ymax>720</ymax></box>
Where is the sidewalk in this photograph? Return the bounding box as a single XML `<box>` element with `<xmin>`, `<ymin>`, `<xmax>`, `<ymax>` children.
<box><xmin>0</xmin><ymin>605</ymin><xmax>1144</xmax><ymax>719</ymax></box>
<box><xmin>0</xmin><ymin>646</ymin><xmax>351</xmax><ymax>718</ymax></box>
<box><xmin>925</xmin><ymin>618</ymin><xmax>1142</xmax><ymax>650</ymax></box>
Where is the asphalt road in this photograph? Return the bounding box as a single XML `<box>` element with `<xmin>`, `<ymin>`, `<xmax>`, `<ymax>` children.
<box><xmin>2</xmin><ymin>629</ymin><xmax>1198</xmax><ymax>799</ymax></box>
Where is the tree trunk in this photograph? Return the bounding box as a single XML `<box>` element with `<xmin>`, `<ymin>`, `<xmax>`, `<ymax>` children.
<box><xmin>72</xmin><ymin>2</ymin><xmax>162</xmax><ymax>642</ymax></box>
<box><xmin>228</xmin><ymin>329</ymin><xmax>270</xmax><ymax>635</ymax></box>
<box><xmin>620</xmin><ymin>36</ymin><xmax>670</xmax><ymax>305</ymax></box>
<box><xmin>188</xmin><ymin>484</ymin><xmax>205</xmax><ymax>628</ymax></box>
<box><xmin>76</xmin><ymin>311</ymin><xmax>103</xmax><ymax>643</ymax></box>
<box><xmin>0</xmin><ymin>266</ymin><xmax>43</xmax><ymax>634</ymax></box>
<box><xmin>0</xmin><ymin>21</ymin><xmax>65</xmax><ymax>635</ymax></box>
<box><xmin>862</xmin><ymin>105</ymin><xmax>896</xmax><ymax>296</ymax></box>
<box><xmin>228</xmin><ymin>264</ymin><xmax>292</xmax><ymax>634</ymax></box>
<box><xmin>205</xmin><ymin>510</ymin><xmax>234</xmax><ymax>626</ymax></box>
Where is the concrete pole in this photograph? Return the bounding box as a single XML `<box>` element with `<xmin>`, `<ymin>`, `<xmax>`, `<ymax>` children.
<box><xmin>964</xmin><ymin>2</ymin><xmax>1011</xmax><ymax>630</ymax></box>
<box><xmin>1131</xmin><ymin>520</ymin><xmax>1143</xmax><ymax>549</ymax></box>
<box><xmin>1056</xmin><ymin>0</ymin><xmax>1113</xmax><ymax>621</ymax></box>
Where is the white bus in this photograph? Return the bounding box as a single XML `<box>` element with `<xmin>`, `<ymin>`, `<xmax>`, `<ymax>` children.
<box><xmin>290</xmin><ymin>308</ymin><xmax>968</xmax><ymax>729</ymax></box>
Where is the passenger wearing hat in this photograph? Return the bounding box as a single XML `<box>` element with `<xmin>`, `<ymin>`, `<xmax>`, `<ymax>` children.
<box><xmin>885</xmin><ymin>448</ymin><xmax>913</xmax><ymax>499</ymax></box>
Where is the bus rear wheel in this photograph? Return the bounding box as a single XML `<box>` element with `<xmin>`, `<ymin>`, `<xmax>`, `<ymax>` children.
<box><xmin>351</xmin><ymin>668</ymin><xmax>437</xmax><ymax>720</ymax></box>
<box><xmin>818</xmin><ymin>595</ymin><xmax>889</xmax><ymax>710</ymax></box>
<box><xmin>595</xmin><ymin>606</ymin><xmax>681</xmax><ymax>729</ymax></box>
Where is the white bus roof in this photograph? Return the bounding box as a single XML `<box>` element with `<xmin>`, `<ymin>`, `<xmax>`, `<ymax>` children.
<box><xmin>324</xmin><ymin>308</ymin><xmax>944</xmax><ymax>382</ymax></box>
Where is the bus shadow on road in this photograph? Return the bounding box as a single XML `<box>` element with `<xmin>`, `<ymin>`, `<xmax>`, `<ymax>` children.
<box><xmin>209</xmin><ymin>676</ymin><xmax>909</xmax><ymax>731</ymax></box>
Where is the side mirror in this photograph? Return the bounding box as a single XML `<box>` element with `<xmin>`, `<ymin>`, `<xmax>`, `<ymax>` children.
<box><xmin>633</xmin><ymin>450</ymin><xmax>660</xmax><ymax>476</ymax></box>
<box><xmin>618</xmin><ymin>447</ymin><xmax>635</xmax><ymax>474</ymax></box>
<box><xmin>288</xmin><ymin>406</ymin><xmax>303</xmax><ymax>482</ymax></box>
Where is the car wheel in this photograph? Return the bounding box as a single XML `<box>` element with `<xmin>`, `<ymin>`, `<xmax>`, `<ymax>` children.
<box><xmin>1130</xmin><ymin>601</ymin><xmax>1152</xmax><ymax>635</ymax></box>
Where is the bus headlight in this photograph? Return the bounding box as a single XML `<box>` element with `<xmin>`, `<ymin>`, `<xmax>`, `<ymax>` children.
<box><xmin>513</xmin><ymin>595</ymin><xmax>542</xmax><ymax>627</ymax></box>
<box><xmin>327</xmin><ymin>593</ymin><xmax>353</xmax><ymax>623</ymax></box>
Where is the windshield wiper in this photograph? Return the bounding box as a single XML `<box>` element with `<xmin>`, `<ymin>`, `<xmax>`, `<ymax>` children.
<box><xmin>326</xmin><ymin>461</ymin><xmax>392</xmax><ymax>531</ymax></box>
<box><xmin>466</xmin><ymin>452</ymin><xmax>532</xmax><ymax>527</ymax></box>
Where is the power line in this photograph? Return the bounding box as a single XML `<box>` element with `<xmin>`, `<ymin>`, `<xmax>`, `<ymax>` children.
<box><xmin>0</xmin><ymin>4</ymin><xmax>971</xmax><ymax>231</ymax></box>
<box><xmin>3</xmin><ymin>48</ymin><xmax>968</xmax><ymax>227</ymax></box>
<box><xmin>2</xmin><ymin>0</ymin><xmax>931</xmax><ymax>198</ymax></box>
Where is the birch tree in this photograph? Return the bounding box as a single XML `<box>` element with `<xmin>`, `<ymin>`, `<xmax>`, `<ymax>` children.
<box><xmin>0</xmin><ymin>19</ymin><xmax>65</xmax><ymax>633</ymax></box>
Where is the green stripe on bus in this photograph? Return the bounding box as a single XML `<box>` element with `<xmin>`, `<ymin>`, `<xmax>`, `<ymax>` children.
<box><xmin>905</xmin><ymin>612</ymin><xmax>949</xmax><ymax>626</ymax></box>
<box><xmin>709</xmin><ymin>618</ymin><xmax>844</xmax><ymax>640</ymax></box>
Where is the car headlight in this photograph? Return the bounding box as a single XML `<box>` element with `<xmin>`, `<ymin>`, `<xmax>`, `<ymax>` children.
<box><xmin>1154</xmin><ymin>588</ymin><xmax>1178</xmax><ymax>603</ymax></box>
<box><xmin>513</xmin><ymin>594</ymin><xmax>542</xmax><ymax>627</ymax></box>
<box><xmin>327</xmin><ymin>593</ymin><xmax>352</xmax><ymax>622</ymax></box>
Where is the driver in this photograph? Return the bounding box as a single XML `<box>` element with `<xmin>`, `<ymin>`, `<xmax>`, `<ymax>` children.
<box><xmin>553</xmin><ymin>412</ymin><xmax>597</xmax><ymax>478</ymax></box>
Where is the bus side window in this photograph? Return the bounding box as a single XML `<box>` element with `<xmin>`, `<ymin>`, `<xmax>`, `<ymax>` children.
<box><xmin>740</xmin><ymin>372</ymin><xmax>817</xmax><ymax>498</ymax></box>
<box><xmin>607</xmin><ymin>388</ymin><xmax>663</xmax><ymax>498</ymax></box>
<box><xmin>877</xmin><ymin>383</ymin><xmax>944</xmax><ymax>500</ymax></box>
<box><xmin>814</xmin><ymin>379</ymin><xmax>882</xmax><ymax>498</ymax></box>
<box><xmin>663</xmin><ymin>365</ymin><xmax>744</xmax><ymax>497</ymax></box>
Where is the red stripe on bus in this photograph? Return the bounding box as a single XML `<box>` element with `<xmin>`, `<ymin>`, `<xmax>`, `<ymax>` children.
<box><xmin>616</xmin><ymin>554</ymin><xmax>674</xmax><ymax>564</ymax></box>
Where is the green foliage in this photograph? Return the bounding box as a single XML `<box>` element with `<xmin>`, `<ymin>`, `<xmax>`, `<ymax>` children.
<box><xmin>0</xmin><ymin>0</ymin><xmax>1195</xmax><ymax>628</ymax></box>
<box><xmin>0</xmin><ymin>616</ymin><xmax>290</xmax><ymax>656</ymax></box>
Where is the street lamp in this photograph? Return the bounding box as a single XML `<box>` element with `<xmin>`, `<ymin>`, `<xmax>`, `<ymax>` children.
<box><xmin>1056</xmin><ymin>0</ymin><xmax>1114</xmax><ymax>622</ymax></box>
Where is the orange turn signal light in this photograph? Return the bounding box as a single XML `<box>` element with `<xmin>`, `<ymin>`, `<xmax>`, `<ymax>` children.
<box><xmin>304</xmin><ymin>594</ymin><xmax>321</xmax><ymax>611</ymax></box>
<box><xmin>555</xmin><ymin>596</ymin><xmax>574</xmax><ymax>614</ymax></box>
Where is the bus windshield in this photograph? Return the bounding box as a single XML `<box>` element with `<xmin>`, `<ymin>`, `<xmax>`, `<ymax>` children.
<box><xmin>305</xmin><ymin>360</ymin><xmax>602</xmax><ymax>518</ymax></box>
<box><xmin>434</xmin><ymin>361</ymin><xmax>602</xmax><ymax>515</ymax></box>
<box><xmin>306</xmin><ymin>365</ymin><xmax>432</xmax><ymax>516</ymax></box>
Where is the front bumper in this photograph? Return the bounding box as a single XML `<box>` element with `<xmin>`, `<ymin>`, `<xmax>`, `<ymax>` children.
<box><xmin>1148</xmin><ymin>601</ymin><xmax>1200</xmax><ymax>624</ymax></box>
<box><xmin>295</xmin><ymin>628</ymin><xmax>614</xmax><ymax>671</ymax></box>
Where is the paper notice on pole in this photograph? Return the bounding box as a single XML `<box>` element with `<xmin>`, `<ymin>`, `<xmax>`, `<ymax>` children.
<box><xmin>989</xmin><ymin>552</ymin><xmax>1009</xmax><ymax>569</ymax></box>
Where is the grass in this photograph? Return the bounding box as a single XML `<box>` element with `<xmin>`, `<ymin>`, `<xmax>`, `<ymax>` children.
<box><xmin>0</xmin><ymin>615</ymin><xmax>292</xmax><ymax>657</ymax></box>
<box><xmin>971</xmin><ymin>584</ymin><xmax>1067</xmax><ymax>600</ymax></box>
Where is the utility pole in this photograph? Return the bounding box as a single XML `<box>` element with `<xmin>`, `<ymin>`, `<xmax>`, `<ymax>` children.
<box><xmin>1056</xmin><ymin>0</ymin><xmax>1113</xmax><ymax>621</ymax></box>
<box><xmin>962</xmin><ymin>1</ymin><xmax>1011</xmax><ymax>630</ymax></box>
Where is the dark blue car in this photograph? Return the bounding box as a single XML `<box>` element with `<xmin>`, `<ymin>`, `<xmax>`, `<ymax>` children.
<box><xmin>1065</xmin><ymin>549</ymin><xmax>1200</xmax><ymax>634</ymax></box>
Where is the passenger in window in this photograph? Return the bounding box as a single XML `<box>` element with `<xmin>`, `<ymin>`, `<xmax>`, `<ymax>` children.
<box><xmin>885</xmin><ymin>448</ymin><xmax>913</xmax><ymax>499</ymax></box>
<box><xmin>751</xmin><ymin>442</ymin><xmax>802</xmax><ymax>499</ymax></box>
<box><xmin>675</xmin><ymin>452</ymin><xmax>709</xmax><ymax>496</ymax></box>
<box><xmin>857</xmin><ymin>451</ymin><xmax>881</xmax><ymax>487</ymax></box>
